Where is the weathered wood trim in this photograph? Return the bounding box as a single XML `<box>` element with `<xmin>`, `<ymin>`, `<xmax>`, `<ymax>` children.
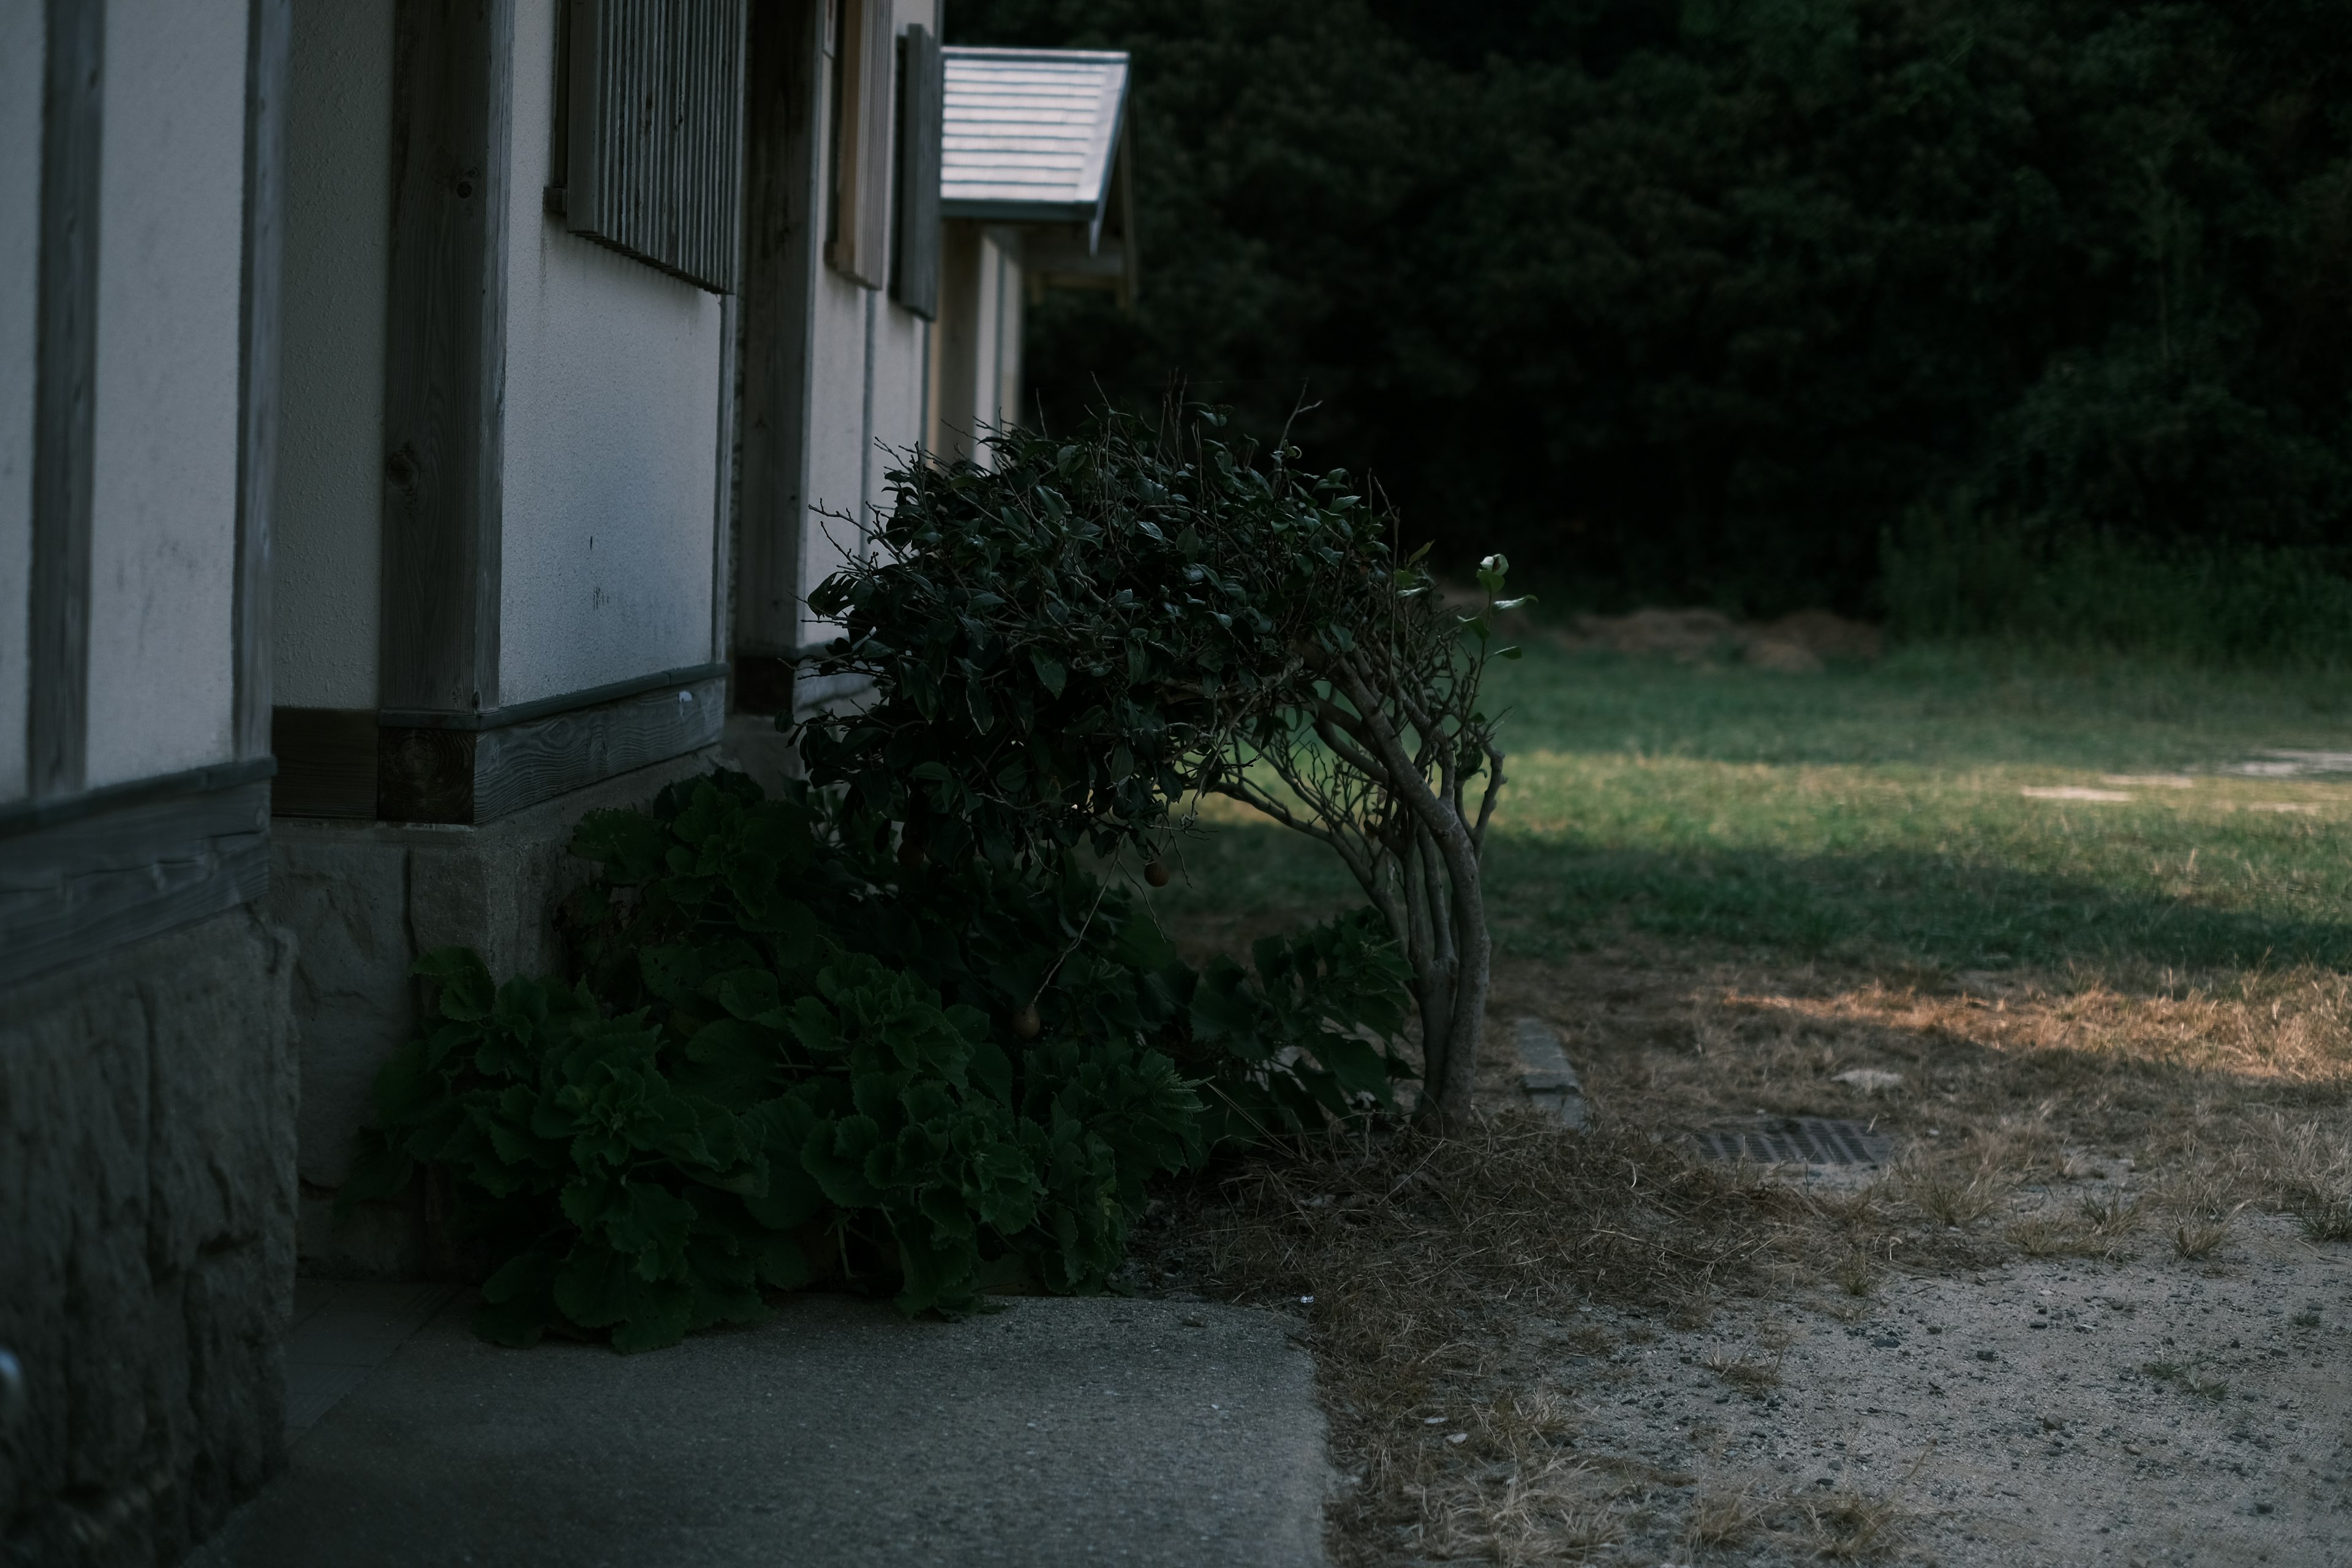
<box><xmin>378</xmin><ymin>674</ymin><xmax>726</xmax><ymax>824</ymax></box>
<box><xmin>29</xmin><ymin>0</ymin><xmax>105</xmax><ymax>801</ymax></box>
<box><xmin>380</xmin><ymin>0</ymin><xmax>511</xmax><ymax>717</ymax></box>
<box><xmin>714</xmin><ymin>290</ymin><xmax>739</xmax><ymax>668</ymax></box>
<box><xmin>270</xmin><ymin>708</ymin><xmax>379</xmax><ymax>818</ymax></box>
<box><xmin>0</xmin><ymin>770</ymin><xmax>273</xmax><ymax>990</ymax></box>
<box><xmin>379</xmin><ymin>660</ymin><xmax>728</xmax><ymax>731</ymax></box>
<box><xmin>0</xmin><ymin>756</ymin><xmax>276</xmax><ymax>839</ymax></box>
<box><xmin>736</xmin><ymin>0</ymin><xmax>820</xmax><ymax>660</ymax></box>
<box><xmin>235</xmin><ymin>0</ymin><xmax>292</xmax><ymax>761</ymax></box>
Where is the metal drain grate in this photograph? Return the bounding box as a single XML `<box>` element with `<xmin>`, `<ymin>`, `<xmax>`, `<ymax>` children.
<box><xmin>1691</xmin><ymin>1117</ymin><xmax>1890</xmax><ymax>1167</ymax></box>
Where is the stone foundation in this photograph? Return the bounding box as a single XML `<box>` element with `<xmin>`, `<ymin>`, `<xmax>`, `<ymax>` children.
<box><xmin>0</xmin><ymin>910</ymin><xmax>299</xmax><ymax>1568</ymax></box>
<box><xmin>270</xmin><ymin>750</ymin><xmax>724</xmax><ymax>1278</ymax></box>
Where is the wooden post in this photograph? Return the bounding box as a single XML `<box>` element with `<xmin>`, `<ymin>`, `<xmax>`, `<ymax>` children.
<box><xmin>235</xmin><ymin>0</ymin><xmax>292</xmax><ymax>764</ymax></box>
<box><xmin>734</xmin><ymin>0</ymin><xmax>821</xmax><ymax>678</ymax></box>
<box><xmin>379</xmin><ymin>0</ymin><xmax>511</xmax><ymax>722</ymax></box>
<box><xmin>29</xmin><ymin>0</ymin><xmax>105</xmax><ymax>801</ymax></box>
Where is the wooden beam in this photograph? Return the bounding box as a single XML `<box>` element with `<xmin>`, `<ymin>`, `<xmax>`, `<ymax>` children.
<box><xmin>736</xmin><ymin>0</ymin><xmax>820</xmax><ymax>660</ymax></box>
<box><xmin>380</xmin><ymin>0</ymin><xmax>511</xmax><ymax>717</ymax></box>
<box><xmin>29</xmin><ymin>0</ymin><xmax>105</xmax><ymax>800</ymax></box>
<box><xmin>0</xmin><ymin>763</ymin><xmax>274</xmax><ymax>990</ymax></box>
<box><xmin>270</xmin><ymin>708</ymin><xmax>379</xmax><ymax>818</ymax></box>
<box><xmin>376</xmin><ymin>674</ymin><xmax>726</xmax><ymax>825</ymax></box>
<box><xmin>235</xmin><ymin>0</ymin><xmax>292</xmax><ymax>761</ymax></box>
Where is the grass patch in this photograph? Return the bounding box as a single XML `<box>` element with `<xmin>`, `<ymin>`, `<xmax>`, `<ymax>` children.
<box><xmin>1139</xmin><ymin>638</ymin><xmax>2351</xmax><ymax>1566</ymax></box>
<box><xmin>1152</xmin><ymin>640</ymin><xmax>2352</xmax><ymax>974</ymax></box>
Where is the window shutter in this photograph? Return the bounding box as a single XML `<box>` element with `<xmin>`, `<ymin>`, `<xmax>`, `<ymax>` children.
<box><xmin>564</xmin><ymin>0</ymin><xmax>748</xmax><ymax>294</ymax></box>
<box><xmin>891</xmin><ymin>24</ymin><xmax>943</xmax><ymax>319</ymax></box>
<box><xmin>826</xmin><ymin>0</ymin><xmax>894</xmax><ymax>287</ymax></box>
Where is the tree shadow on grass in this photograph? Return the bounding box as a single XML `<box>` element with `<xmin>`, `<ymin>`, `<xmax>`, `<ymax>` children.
<box><xmin>1148</xmin><ymin>818</ymin><xmax>2352</xmax><ymax>976</ymax></box>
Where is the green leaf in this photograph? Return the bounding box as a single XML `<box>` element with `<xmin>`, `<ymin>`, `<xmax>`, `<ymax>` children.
<box><xmin>570</xmin><ymin>809</ymin><xmax>666</xmax><ymax>881</ymax></box>
<box><xmin>415</xmin><ymin>948</ymin><xmax>494</xmax><ymax>1022</ymax></box>
<box><xmin>1308</xmin><ymin>1031</ymin><xmax>1395</xmax><ymax>1104</ymax></box>
<box><xmin>1030</xmin><ymin>651</ymin><xmax>1068</xmax><ymax>698</ymax></box>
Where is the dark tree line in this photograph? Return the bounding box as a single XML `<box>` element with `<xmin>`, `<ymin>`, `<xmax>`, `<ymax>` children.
<box><xmin>949</xmin><ymin>0</ymin><xmax>2352</xmax><ymax>624</ymax></box>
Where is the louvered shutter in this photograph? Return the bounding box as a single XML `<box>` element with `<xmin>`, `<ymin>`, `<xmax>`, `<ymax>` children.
<box><xmin>564</xmin><ymin>0</ymin><xmax>748</xmax><ymax>294</ymax></box>
<box><xmin>891</xmin><ymin>24</ymin><xmax>943</xmax><ymax>319</ymax></box>
<box><xmin>826</xmin><ymin>0</ymin><xmax>895</xmax><ymax>287</ymax></box>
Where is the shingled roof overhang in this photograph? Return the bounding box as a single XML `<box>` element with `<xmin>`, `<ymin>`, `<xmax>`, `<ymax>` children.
<box><xmin>940</xmin><ymin>47</ymin><xmax>1130</xmax><ymax>252</ymax></box>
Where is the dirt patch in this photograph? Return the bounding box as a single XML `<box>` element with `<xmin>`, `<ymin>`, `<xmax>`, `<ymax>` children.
<box><xmin>1137</xmin><ymin>940</ymin><xmax>2352</xmax><ymax>1564</ymax></box>
<box><xmin>1538</xmin><ymin>1216</ymin><xmax>2351</xmax><ymax>1566</ymax></box>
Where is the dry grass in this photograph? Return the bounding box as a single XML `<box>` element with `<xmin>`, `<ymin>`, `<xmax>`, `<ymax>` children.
<box><xmin>1802</xmin><ymin>1487</ymin><xmax>1906</xmax><ymax>1560</ymax></box>
<box><xmin>1135</xmin><ymin>934</ymin><xmax>2352</xmax><ymax>1564</ymax></box>
<box><xmin>1683</xmin><ymin>1483</ymin><xmax>1766</xmax><ymax>1549</ymax></box>
<box><xmin>1132</xmin><ymin>1113</ymin><xmax>1776</xmax><ymax>1565</ymax></box>
<box><xmin>1703</xmin><ymin>1341</ymin><xmax>1785</xmax><ymax>1392</ymax></box>
<box><xmin>1490</xmin><ymin>944</ymin><xmax>2352</xmax><ymax>1230</ymax></box>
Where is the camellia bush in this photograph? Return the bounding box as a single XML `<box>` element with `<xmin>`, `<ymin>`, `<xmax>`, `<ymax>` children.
<box><xmin>343</xmin><ymin>404</ymin><xmax>1514</xmax><ymax>1351</ymax></box>
<box><xmin>802</xmin><ymin>403</ymin><xmax>1521</xmax><ymax>1129</ymax></box>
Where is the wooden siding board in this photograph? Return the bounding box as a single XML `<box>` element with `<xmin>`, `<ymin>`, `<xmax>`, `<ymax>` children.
<box><xmin>29</xmin><ymin>0</ymin><xmax>105</xmax><ymax>801</ymax></box>
<box><xmin>471</xmin><ymin>675</ymin><xmax>722</xmax><ymax>821</ymax></box>
<box><xmin>0</xmin><ymin>772</ymin><xmax>272</xmax><ymax>989</ymax></box>
<box><xmin>377</xmin><ymin>674</ymin><xmax>725</xmax><ymax>824</ymax></box>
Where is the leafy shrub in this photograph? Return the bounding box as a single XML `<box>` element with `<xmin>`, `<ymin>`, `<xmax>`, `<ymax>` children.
<box><xmin>799</xmin><ymin>409</ymin><xmax>1396</xmax><ymax>869</ymax></box>
<box><xmin>344</xmin><ymin>770</ymin><xmax>1411</xmax><ymax>1350</ymax></box>
<box><xmin>1882</xmin><ymin>505</ymin><xmax>2352</xmax><ymax>667</ymax></box>
<box><xmin>802</xmin><ymin>407</ymin><xmax>1516</xmax><ymax>1126</ymax></box>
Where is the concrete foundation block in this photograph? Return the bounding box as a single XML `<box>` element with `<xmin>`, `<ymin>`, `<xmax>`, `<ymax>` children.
<box><xmin>0</xmin><ymin>909</ymin><xmax>298</xmax><ymax>1568</ymax></box>
<box><xmin>271</xmin><ymin>750</ymin><xmax>722</xmax><ymax>1280</ymax></box>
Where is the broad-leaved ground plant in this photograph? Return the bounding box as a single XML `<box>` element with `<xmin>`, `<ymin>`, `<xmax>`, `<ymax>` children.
<box><xmin>343</xmin><ymin>771</ymin><xmax>1411</xmax><ymax>1351</ymax></box>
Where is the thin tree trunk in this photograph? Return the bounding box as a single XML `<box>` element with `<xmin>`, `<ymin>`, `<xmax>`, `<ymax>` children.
<box><xmin>1329</xmin><ymin>655</ymin><xmax>1492</xmax><ymax>1133</ymax></box>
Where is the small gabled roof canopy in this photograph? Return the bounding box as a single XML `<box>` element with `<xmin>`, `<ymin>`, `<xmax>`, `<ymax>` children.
<box><xmin>940</xmin><ymin>47</ymin><xmax>1129</xmax><ymax>249</ymax></box>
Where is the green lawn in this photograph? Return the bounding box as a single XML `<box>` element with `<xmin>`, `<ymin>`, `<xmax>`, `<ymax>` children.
<box><xmin>1148</xmin><ymin>642</ymin><xmax>2352</xmax><ymax>975</ymax></box>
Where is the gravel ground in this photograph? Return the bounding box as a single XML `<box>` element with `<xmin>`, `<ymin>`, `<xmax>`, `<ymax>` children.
<box><xmin>1545</xmin><ymin>1209</ymin><xmax>2351</xmax><ymax>1566</ymax></box>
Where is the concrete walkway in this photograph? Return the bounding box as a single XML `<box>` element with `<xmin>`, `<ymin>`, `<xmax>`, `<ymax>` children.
<box><xmin>193</xmin><ymin>1288</ymin><xmax>1330</xmax><ymax>1567</ymax></box>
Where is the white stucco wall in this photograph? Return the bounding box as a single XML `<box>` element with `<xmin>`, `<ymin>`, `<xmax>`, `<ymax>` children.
<box><xmin>796</xmin><ymin>0</ymin><xmax>939</xmax><ymax>649</ymax></box>
<box><xmin>990</xmin><ymin>230</ymin><xmax>1025</xmax><ymax>437</ymax></box>
<box><xmin>83</xmin><ymin>0</ymin><xmax>247</xmax><ymax>789</ymax></box>
<box><xmin>273</xmin><ymin>0</ymin><xmax>393</xmax><ymax>711</ymax></box>
<box><xmin>799</xmin><ymin>270</ymin><xmax>875</xmax><ymax>645</ymax></box>
<box><xmin>496</xmin><ymin>0</ymin><xmax>725</xmax><ymax>707</ymax></box>
<box><xmin>0</xmin><ymin>2</ymin><xmax>43</xmax><ymax>802</ymax></box>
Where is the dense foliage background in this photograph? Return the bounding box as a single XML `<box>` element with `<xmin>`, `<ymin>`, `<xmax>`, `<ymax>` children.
<box><xmin>948</xmin><ymin>0</ymin><xmax>2352</xmax><ymax>652</ymax></box>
